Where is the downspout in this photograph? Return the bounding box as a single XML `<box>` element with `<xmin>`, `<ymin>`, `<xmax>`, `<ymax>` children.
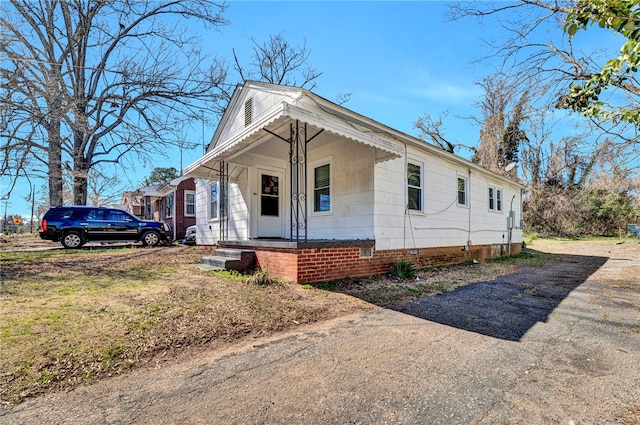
<box><xmin>508</xmin><ymin>194</ymin><xmax>516</xmax><ymax>256</ymax></box>
<box><xmin>172</xmin><ymin>188</ymin><xmax>177</xmax><ymax>241</ymax></box>
<box><xmin>403</xmin><ymin>142</ymin><xmax>408</xmax><ymax>250</ymax></box>
<box><xmin>467</xmin><ymin>168</ymin><xmax>472</xmax><ymax>249</ymax></box>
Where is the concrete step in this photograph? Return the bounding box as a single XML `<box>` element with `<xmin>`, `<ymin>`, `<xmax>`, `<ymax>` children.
<box><xmin>200</xmin><ymin>248</ymin><xmax>255</xmax><ymax>272</ymax></box>
<box><xmin>193</xmin><ymin>263</ymin><xmax>223</xmax><ymax>272</ymax></box>
<box><xmin>214</xmin><ymin>248</ymin><xmax>255</xmax><ymax>261</ymax></box>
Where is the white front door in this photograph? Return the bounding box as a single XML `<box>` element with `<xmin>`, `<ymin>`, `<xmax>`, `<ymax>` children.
<box><xmin>257</xmin><ymin>170</ymin><xmax>283</xmax><ymax>238</ymax></box>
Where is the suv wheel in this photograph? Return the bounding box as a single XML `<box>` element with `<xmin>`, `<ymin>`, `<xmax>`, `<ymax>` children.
<box><xmin>61</xmin><ymin>231</ymin><xmax>85</xmax><ymax>249</ymax></box>
<box><xmin>141</xmin><ymin>230</ymin><xmax>161</xmax><ymax>247</ymax></box>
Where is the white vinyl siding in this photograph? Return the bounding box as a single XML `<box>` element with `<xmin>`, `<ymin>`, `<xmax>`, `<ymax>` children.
<box><xmin>195</xmin><ymin>177</ymin><xmax>249</xmax><ymax>245</ymax></box>
<box><xmin>306</xmin><ymin>142</ymin><xmax>374</xmax><ymax>240</ymax></box>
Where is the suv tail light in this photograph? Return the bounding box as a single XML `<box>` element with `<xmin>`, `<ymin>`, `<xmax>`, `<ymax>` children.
<box><xmin>41</xmin><ymin>219</ymin><xmax>47</xmax><ymax>231</ymax></box>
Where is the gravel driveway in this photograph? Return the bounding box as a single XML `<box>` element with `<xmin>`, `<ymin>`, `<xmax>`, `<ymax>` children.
<box><xmin>1</xmin><ymin>239</ymin><xmax>639</xmax><ymax>424</ymax></box>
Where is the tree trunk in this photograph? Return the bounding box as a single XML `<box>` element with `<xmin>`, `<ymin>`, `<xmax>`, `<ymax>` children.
<box><xmin>48</xmin><ymin>121</ymin><xmax>64</xmax><ymax>206</ymax></box>
<box><xmin>73</xmin><ymin>158</ymin><xmax>89</xmax><ymax>206</ymax></box>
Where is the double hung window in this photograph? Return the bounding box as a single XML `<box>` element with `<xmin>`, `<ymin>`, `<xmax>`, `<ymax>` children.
<box><xmin>165</xmin><ymin>194</ymin><xmax>173</xmax><ymax>218</ymax></box>
<box><xmin>185</xmin><ymin>191</ymin><xmax>195</xmax><ymax>217</ymax></box>
<box><xmin>314</xmin><ymin>164</ymin><xmax>331</xmax><ymax>212</ymax></box>
<box><xmin>489</xmin><ymin>186</ymin><xmax>503</xmax><ymax>211</ymax></box>
<box><xmin>407</xmin><ymin>163</ymin><xmax>423</xmax><ymax>211</ymax></box>
<box><xmin>457</xmin><ymin>177</ymin><xmax>467</xmax><ymax>206</ymax></box>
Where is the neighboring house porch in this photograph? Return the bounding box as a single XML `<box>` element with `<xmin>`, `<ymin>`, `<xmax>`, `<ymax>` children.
<box><xmin>129</xmin><ymin>177</ymin><xmax>196</xmax><ymax>240</ymax></box>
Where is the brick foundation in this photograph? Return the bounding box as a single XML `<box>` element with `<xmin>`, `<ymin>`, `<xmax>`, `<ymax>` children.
<box><xmin>220</xmin><ymin>241</ymin><xmax>522</xmax><ymax>284</ymax></box>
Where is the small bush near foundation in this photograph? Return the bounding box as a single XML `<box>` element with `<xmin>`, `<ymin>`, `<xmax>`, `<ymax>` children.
<box><xmin>248</xmin><ymin>270</ymin><xmax>279</xmax><ymax>286</ymax></box>
<box><xmin>390</xmin><ymin>260</ymin><xmax>417</xmax><ymax>279</ymax></box>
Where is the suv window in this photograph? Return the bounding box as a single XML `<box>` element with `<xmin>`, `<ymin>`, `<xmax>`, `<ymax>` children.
<box><xmin>48</xmin><ymin>208</ymin><xmax>75</xmax><ymax>220</ymax></box>
<box><xmin>86</xmin><ymin>209</ymin><xmax>105</xmax><ymax>221</ymax></box>
<box><xmin>108</xmin><ymin>210</ymin><xmax>131</xmax><ymax>221</ymax></box>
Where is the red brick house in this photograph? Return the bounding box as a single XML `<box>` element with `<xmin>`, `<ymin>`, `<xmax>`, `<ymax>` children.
<box><xmin>129</xmin><ymin>177</ymin><xmax>196</xmax><ymax>240</ymax></box>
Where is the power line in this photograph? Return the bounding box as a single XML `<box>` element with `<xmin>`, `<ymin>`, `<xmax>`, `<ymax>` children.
<box><xmin>2</xmin><ymin>55</ymin><xmax>238</xmax><ymax>89</ymax></box>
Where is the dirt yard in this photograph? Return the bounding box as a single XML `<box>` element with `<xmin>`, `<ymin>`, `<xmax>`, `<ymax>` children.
<box><xmin>1</xmin><ymin>237</ymin><xmax>638</xmax><ymax>424</ymax></box>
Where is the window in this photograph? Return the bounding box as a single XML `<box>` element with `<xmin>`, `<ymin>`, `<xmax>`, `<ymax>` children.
<box><xmin>210</xmin><ymin>183</ymin><xmax>218</xmax><ymax>219</ymax></box>
<box><xmin>108</xmin><ymin>210</ymin><xmax>130</xmax><ymax>221</ymax></box>
<box><xmin>407</xmin><ymin>163</ymin><xmax>422</xmax><ymax>211</ymax></box>
<box><xmin>165</xmin><ymin>194</ymin><xmax>173</xmax><ymax>218</ymax></box>
<box><xmin>185</xmin><ymin>191</ymin><xmax>195</xmax><ymax>217</ymax></box>
<box><xmin>86</xmin><ymin>209</ymin><xmax>105</xmax><ymax>221</ymax></box>
<box><xmin>489</xmin><ymin>187</ymin><xmax>495</xmax><ymax>210</ymax></box>
<box><xmin>261</xmin><ymin>175</ymin><xmax>279</xmax><ymax>216</ymax></box>
<box><xmin>457</xmin><ymin>177</ymin><xmax>467</xmax><ymax>206</ymax></box>
<box><xmin>489</xmin><ymin>186</ymin><xmax>503</xmax><ymax>211</ymax></box>
<box><xmin>314</xmin><ymin>164</ymin><xmax>330</xmax><ymax>212</ymax></box>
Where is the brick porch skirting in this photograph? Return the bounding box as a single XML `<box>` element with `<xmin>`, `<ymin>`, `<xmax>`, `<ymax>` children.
<box><xmin>219</xmin><ymin>240</ymin><xmax>522</xmax><ymax>284</ymax></box>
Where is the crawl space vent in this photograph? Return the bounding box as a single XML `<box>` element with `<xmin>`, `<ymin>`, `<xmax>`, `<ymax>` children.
<box><xmin>244</xmin><ymin>98</ymin><xmax>253</xmax><ymax>127</ymax></box>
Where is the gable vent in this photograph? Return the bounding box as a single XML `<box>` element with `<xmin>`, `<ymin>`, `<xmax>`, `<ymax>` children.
<box><xmin>244</xmin><ymin>98</ymin><xmax>253</xmax><ymax>127</ymax></box>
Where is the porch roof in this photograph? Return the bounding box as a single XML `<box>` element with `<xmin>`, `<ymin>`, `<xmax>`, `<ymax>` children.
<box><xmin>183</xmin><ymin>101</ymin><xmax>404</xmax><ymax>179</ymax></box>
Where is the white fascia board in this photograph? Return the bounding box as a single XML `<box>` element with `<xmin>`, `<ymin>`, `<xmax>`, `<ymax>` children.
<box><xmin>282</xmin><ymin>102</ymin><xmax>404</xmax><ymax>160</ymax></box>
<box><xmin>184</xmin><ymin>102</ymin><xmax>288</xmax><ymax>177</ymax></box>
<box><xmin>300</xmin><ymin>92</ymin><xmax>524</xmax><ymax>189</ymax></box>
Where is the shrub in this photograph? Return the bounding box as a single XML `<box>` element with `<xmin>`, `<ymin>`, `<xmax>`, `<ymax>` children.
<box><xmin>390</xmin><ymin>260</ymin><xmax>417</xmax><ymax>279</ymax></box>
<box><xmin>248</xmin><ymin>270</ymin><xmax>279</xmax><ymax>286</ymax></box>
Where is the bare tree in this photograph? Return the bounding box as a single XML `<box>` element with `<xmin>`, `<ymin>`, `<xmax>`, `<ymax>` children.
<box><xmin>413</xmin><ymin>111</ymin><xmax>456</xmax><ymax>153</ymax></box>
<box><xmin>471</xmin><ymin>74</ymin><xmax>529</xmax><ymax>176</ymax></box>
<box><xmin>448</xmin><ymin>0</ymin><xmax>640</xmax><ymax>140</ymax></box>
<box><xmin>85</xmin><ymin>167</ymin><xmax>125</xmax><ymax>207</ymax></box>
<box><xmin>232</xmin><ymin>33</ymin><xmax>321</xmax><ymax>91</ymax></box>
<box><xmin>1</xmin><ymin>0</ymin><xmax>228</xmax><ymax>206</ymax></box>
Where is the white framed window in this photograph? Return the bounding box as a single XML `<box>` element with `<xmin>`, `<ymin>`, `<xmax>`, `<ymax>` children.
<box><xmin>165</xmin><ymin>194</ymin><xmax>173</xmax><ymax>218</ymax></box>
<box><xmin>489</xmin><ymin>186</ymin><xmax>503</xmax><ymax>211</ymax></box>
<box><xmin>313</xmin><ymin>163</ymin><xmax>331</xmax><ymax>213</ymax></box>
<box><xmin>407</xmin><ymin>162</ymin><xmax>423</xmax><ymax>211</ymax></box>
<box><xmin>457</xmin><ymin>176</ymin><xmax>467</xmax><ymax>206</ymax></box>
<box><xmin>185</xmin><ymin>191</ymin><xmax>195</xmax><ymax>217</ymax></box>
<box><xmin>210</xmin><ymin>182</ymin><xmax>218</xmax><ymax>220</ymax></box>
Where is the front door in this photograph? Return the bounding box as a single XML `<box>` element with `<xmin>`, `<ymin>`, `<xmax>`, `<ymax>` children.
<box><xmin>257</xmin><ymin>170</ymin><xmax>283</xmax><ymax>238</ymax></box>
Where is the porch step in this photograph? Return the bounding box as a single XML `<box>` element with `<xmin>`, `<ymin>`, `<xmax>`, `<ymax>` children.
<box><xmin>199</xmin><ymin>248</ymin><xmax>255</xmax><ymax>272</ymax></box>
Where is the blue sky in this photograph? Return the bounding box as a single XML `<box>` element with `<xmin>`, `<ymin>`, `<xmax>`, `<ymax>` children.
<box><xmin>1</xmin><ymin>1</ymin><xmax>619</xmax><ymax>219</ymax></box>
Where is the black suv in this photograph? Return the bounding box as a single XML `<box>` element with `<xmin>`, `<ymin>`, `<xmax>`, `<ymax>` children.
<box><xmin>39</xmin><ymin>206</ymin><xmax>172</xmax><ymax>249</ymax></box>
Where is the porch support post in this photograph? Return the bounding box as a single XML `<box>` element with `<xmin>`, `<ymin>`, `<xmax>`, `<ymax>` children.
<box><xmin>289</xmin><ymin>120</ymin><xmax>308</xmax><ymax>241</ymax></box>
<box><xmin>264</xmin><ymin>121</ymin><xmax>323</xmax><ymax>242</ymax></box>
<box><xmin>219</xmin><ymin>160</ymin><xmax>229</xmax><ymax>241</ymax></box>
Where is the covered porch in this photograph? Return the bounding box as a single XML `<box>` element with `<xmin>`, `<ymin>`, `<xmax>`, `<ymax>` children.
<box><xmin>184</xmin><ymin>100</ymin><xmax>402</xmax><ymax>244</ymax></box>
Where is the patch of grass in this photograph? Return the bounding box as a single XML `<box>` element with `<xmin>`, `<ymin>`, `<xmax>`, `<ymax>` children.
<box><xmin>491</xmin><ymin>248</ymin><xmax>550</xmax><ymax>267</ymax></box>
<box><xmin>210</xmin><ymin>268</ymin><xmax>245</xmax><ymax>280</ymax></box>
<box><xmin>247</xmin><ymin>270</ymin><xmax>280</xmax><ymax>286</ymax></box>
<box><xmin>316</xmin><ymin>258</ymin><xmax>532</xmax><ymax>308</ymax></box>
<box><xmin>1</xmin><ymin>246</ymin><xmax>370</xmax><ymax>404</ymax></box>
<box><xmin>314</xmin><ymin>280</ymin><xmax>341</xmax><ymax>291</ymax></box>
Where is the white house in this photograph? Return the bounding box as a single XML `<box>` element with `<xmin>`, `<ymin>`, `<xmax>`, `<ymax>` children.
<box><xmin>184</xmin><ymin>81</ymin><xmax>524</xmax><ymax>283</ymax></box>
